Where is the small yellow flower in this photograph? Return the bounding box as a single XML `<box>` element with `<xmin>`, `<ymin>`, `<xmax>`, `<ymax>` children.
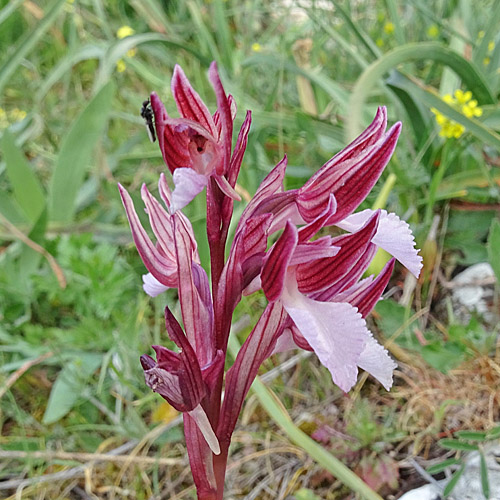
<box><xmin>488</xmin><ymin>41</ymin><xmax>495</xmax><ymax>52</ymax></box>
<box><xmin>484</xmin><ymin>57</ymin><xmax>491</xmax><ymax>66</ymax></box>
<box><xmin>117</xmin><ymin>25</ymin><xmax>135</xmax><ymax>39</ymax></box>
<box><xmin>9</xmin><ymin>108</ymin><xmax>27</xmax><ymax>121</ymax></box>
<box><xmin>478</xmin><ymin>30</ymin><xmax>485</xmax><ymax>39</ymax></box>
<box><xmin>431</xmin><ymin>89</ymin><xmax>482</xmax><ymax>139</ymax></box>
<box><xmin>376</xmin><ymin>37</ymin><xmax>384</xmax><ymax>47</ymax></box>
<box><xmin>383</xmin><ymin>22</ymin><xmax>394</xmax><ymax>35</ymax></box>
<box><xmin>116</xmin><ymin>59</ymin><xmax>126</xmax><ymax>73</ymax></box>
<box><xmin>454</xmin><ymin>89</ymin><xmax>471</xmax><ymax>104</ymax></box>
<box><xmin>126</xmin><ymin>48</ymin><xmax>137</xmax><ymax>58</ymax></box>
<box><xmin>251</xmin><ymin>42</ymin><xmax>262</xmax><ymax>53</ymax></box>
<box><xmin>427</xmin><ymin>24</ymin><xmax>439</xmax><ymax>38</ymax></box>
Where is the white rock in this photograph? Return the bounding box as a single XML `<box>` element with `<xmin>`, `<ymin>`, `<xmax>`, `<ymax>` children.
<box><xmin>398</xmin><ymin>484</ymin><xmax>442</xmax><ymax>500</ymax></box>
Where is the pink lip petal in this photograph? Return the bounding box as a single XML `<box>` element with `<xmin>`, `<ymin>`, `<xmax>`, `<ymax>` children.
<box><xmin>357</xmin><ymin>335</ymin><xmax>397</xmax><ymax>391</ymax></box>
<box><xmin>337</xmin><ymin>209</ymin><xmax>423</xmax><ymax>278</ymax></box>
<box><xmin>282</xmin><ymin>274</ymin><xmax>369</xmax><ymax>393</ymax></box>
<box><xmin>170</xmin><ymin>168</ymin><xmax>210</xmax><ymax>213</ymax></box>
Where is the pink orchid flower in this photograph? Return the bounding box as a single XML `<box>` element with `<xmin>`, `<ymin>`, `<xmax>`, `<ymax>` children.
<box><xmin>150</xmin><ymin>62</ymin><xmax>248</xmax><ymax>213</ymax></box>
<box><xmin>120</xmin><ymin>63</ymin><xmax>422</xmax><ymax>500</ymax></box>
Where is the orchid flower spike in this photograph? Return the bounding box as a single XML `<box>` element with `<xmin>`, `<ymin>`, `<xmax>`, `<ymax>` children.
<box><xmin>120</xmin><ymin>62</ymin><xmax>422</xmax><ymax>500</ymax></box>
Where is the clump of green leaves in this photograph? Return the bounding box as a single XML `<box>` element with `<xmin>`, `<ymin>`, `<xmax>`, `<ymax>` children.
<box><xmin>427</xmin><ymin>426</ymin><xmax>500</xmax><ymax>498</ymax></box>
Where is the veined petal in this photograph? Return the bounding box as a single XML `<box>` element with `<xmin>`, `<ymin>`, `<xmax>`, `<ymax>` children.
<box><xmin>118</xmin><ymin>184</ymin><xmax>177</xmax><ymax>287</ymax></box>
<box><xmin>140</xmin><ymin>342</ymin><xmax>205</xmax><ymax>412</ymax></box>
<box><xmin>289</xmin><ymin>239</ymin><xmax>339</xmax><ymax>265</ymax></box>
<box><xmin>142</xmin><ymin>273</ymin><xmax>169</xmax><ymax>297</ymax></box>
<box><xmin>172</xmin><ymin>64</ymin><xmax>217</xmax><ymax>136</ymax></box>
<box><xmin>218</xmin><ymin>302</ymin><xmax>287</xmax><ymax>443</ymax></box>
<box><xmin>298</xmin><ymin>194</ymin><xmax>337</xmax><ymax>242</ymax></box>
<box><xmin>282</xmin><ymin>273</ymin><xmax>370</xmax><ymax>392</ymax></box>
<box><xmin>141</xmin><ymin>184</ymin><xmax>175</xmax><ymax>260</ymax></box>
<box><xmin>173</xmin><ymin>216</ymin><xmax>215</xmax><ymax>365</ymax></box>
<box><xmin>337</xmin><ymin>209</ymin><xmax>422</xmax><ymax>277</ymax></box>
<box><xmin>297</xmin><ymin>210</ymin><xmax>380</xmax><ymax>295</ymax></box>
<box><xmin>297</xmin><ymin>121</ymin><xmax>401</xmax><ymax>223</ymax></box>
<box><xmin>208</xmin><ymin>62</ymin><xmax>233</xmax><ymax>175</ymax></box>
<box><xmin>332</xmin><ymin>258</ymin><xmax>395</xmax><ymax>317</ymax></box>
<box><xmin>332</xmin><ymin>106</ymin><xmax>387</xmax><ymax>164</ymax></box>
<box><xmin>158</xmin><ymin>173</ymin><xmax>200</xmax><ymax>263</ymax></box>
<box><xmin>228</xmin><ymin>110</ymin><xmax>251</xmax><ymax>187</ymax></box>
<box><xmin>261</xmin><ymin>221</ymin><xmax>298</xmax><ymax>302</ymax></box>
<box><xmin>171</xmin><ymin>168</ymin><xmax>209</xmax><ymax>213</ymax></box>
<box><xmin>357</xmin><ymin>336</ymin><xmax>397</xmax><ymax>391</ymax></box>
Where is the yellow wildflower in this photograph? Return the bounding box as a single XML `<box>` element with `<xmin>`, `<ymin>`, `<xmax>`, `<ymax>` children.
<box><xmin>488</xmin><ymin>41</ymin><xmax>495</xmax><ymax>52</ymax></box>
<box><xmin>116</xmin><ymin>59</ymin><xmax>126</xmax><ymax>73</ymax></box>
<box><xmin>383</xmin><ymin>22</ymin><xmax>394</xmax><ymax>35</ymax></box>
<box><xmin>484</xmin><ymin>57</ymin><xmax>491</xmax><ymax>66</ymax></box>
<box><xmin>117</xmin><ymin>25</ymin><xmax>135</xmax><ymax>39</ymax></box>
<box><xmin>478</xmin><ymin>30</ymin><xmax>485</xmax><ymax>39</ymax></box>
<box><xmin>9</xmin><ymin>108</ymin><xmax>27</xmax><ymax>121</ymax></box>
<box><xmin>427</xmin><ymin>24</ymin><xmax>439</xmax><ymax>38</ymax></box>
<box><xmin>376</xmin><ymin>37</ymin><xmax>384</xmax><ymax>47</ymax></box>
<box><xmin>126</xmin><ymin>48</ymin><xmax>137</xmax><ymax>58</ymax></box>
<box><xmin>431</xmin><ymin>89</ymin><xmax>482</xmax><ymax>139</ymax></box>
<box><xmin>251</xmin><ymin>43</ymin><xmax>262</xmax><ymax>53</ymax></box>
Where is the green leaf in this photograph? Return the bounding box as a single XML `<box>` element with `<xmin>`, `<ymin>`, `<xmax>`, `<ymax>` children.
<box><xmin>479</xmin><ymin>450</ymin><xmax>490</xmax><ymax>499</ymax></box>
<box><xmin>487</xmin><ymin>219</ymin><xmax>500</xmax><ymax>283</ymax></box>
<box><xmin>42</xmin><ymin>353</ymin><xmax>102</xmax><ymax>424</ymax></box>
<box><xmin>438</xmin><ymin>438</ymin><xmax>479</xmax><ymax>451</ymax></box>
<box><xmin>426</xmin><ymin>458</ymin><xmax>462</xmax><ymax>474</ymax></box>
<box><xmin>0</xmin><ymin>0</ymin><xmax>66</xmax><ymax>95</ymax></box>
<box><xmin>443</xmin><ymin>464</ymin><xmax>465</xmax><ymax>496</ymax></box>
<box><xmin>49</xmin><ymin>81</ymin><xmax>115</xmax><ymax>223</ymax></box>
<box><xmin>454</xmin><ymin>430</ymin><xmax>488</xmax><ymax>441</ymax></box>
<box><xmin>348</xmin><ymin>42</ymin><xmax>495</xmax><ymax>140</ymax></box>
<box><xmin>2</xmin><ymin>130</ymin><xmax>45</xmax><ymax>223</ymax></box>
<box><xmin>486</xmin><ymin>425</ymin><xmax>500</xmax><ymax>440</ymax></box>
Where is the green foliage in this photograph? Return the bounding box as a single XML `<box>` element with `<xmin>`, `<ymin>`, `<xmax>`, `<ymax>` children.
<box><xmin>428</xmin><ymin>426</ymin><xmax>500</xmax><ymax>498</ymax></box>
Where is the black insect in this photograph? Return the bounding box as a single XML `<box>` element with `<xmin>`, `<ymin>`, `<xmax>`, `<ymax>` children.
<box><xmin>140</xmin><ymin>99</ymin><xmax>156</xmax><ymax>143</ymax></box>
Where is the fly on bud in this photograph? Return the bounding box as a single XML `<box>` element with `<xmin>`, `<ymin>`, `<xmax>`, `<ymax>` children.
<box><xmin>140</xmin><ymin>98</ymin><xmax>156</xmax><ymax>143</ymax></box>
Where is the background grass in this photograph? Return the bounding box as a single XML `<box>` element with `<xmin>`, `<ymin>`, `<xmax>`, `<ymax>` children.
<box><xmin>1</xmin><ymin>0</ymin><xmax>499</xmax><ymax>498</ymax></box>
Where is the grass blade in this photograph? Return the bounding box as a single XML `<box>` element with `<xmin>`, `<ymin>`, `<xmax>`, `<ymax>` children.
<box><xmin>479</xmin><ymin>449</ymin><xmax>490</xmax><ymax>498</ymax></box>
<box><xmin>49</xmin><ymin>81</ymin><xmax>115</xmax><ymax>223</ymax></box>
<box><xmin>474</xmin><ymin>0</ymin><xmax>500</xmax><ymax>65</ymax></box>
<box><xmin>2</xmin><ymin>130</ymin><xmax>45</xmax><ymax>223</ymax></box>
<box><xmin>443</xmin><ymin>463</ymin><xmax>465</xmax><ymax>496</ymax></box>
<box><xmin>0</xmin><ymin>0</ymin><xmax>66</xmax><ymax>95</ymax></box>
